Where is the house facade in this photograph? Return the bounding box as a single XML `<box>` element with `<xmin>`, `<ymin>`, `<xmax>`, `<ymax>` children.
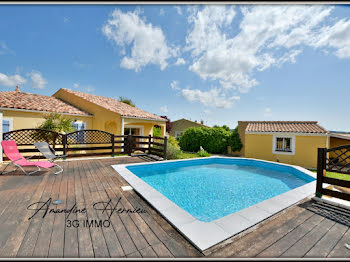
<box><xmin>169</xmin><ymin>118</ymin><xmax>208</xmax><ymax>138</ymax></box>
<box><xmin>0</xmin><ymin>86</ymin><xmax>166</xmax><ymax>137</ymax></box>
<box><xmin>236</xmin><ymin>121</ymin><xmax>350</xmax><ymax>169</ymax></box>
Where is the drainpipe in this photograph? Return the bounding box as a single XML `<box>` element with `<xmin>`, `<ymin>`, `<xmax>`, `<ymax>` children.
<box><xmin>0</xmin><ymin>110</ymin><xmax>2</xmax><ymax>163</ymax></box>
<box><xmin>121</xmin><ymin>117</ymin><xmax>124</xmax><ymax>152</ymax></box>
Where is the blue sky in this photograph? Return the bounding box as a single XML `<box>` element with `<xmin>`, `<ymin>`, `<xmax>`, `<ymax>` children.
<box><xmin>0</xmin><ymin>4</ymin><xmax>350</xmax><ymax>131</ymax></box>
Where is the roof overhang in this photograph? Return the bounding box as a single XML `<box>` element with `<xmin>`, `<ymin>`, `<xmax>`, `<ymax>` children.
<box><xmin>330</xmin><ymin>133</ymin><xmax>350</xmax><ymax>140</ymax></box>
<box><xmin>122</xmin><ymin>115</ymin><xmax>167</xmax><ymax>122</ymax></box>
<box><xmin>245</xmin><ymin>131</ymin><xmax>328</xmax><ymax>136</ymax></box>
<box><xmin>0</xmin><ymin>107</ymin><xmax>93</xmax><ymax>117</ymax></box>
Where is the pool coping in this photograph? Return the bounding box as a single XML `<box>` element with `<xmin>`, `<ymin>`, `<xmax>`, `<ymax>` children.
<box><xmin>112</xmin><ymin>156</ymin><xmax>316</xmax><ymax>252</ymax></box>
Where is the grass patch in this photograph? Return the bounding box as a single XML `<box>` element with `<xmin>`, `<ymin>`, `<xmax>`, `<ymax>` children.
<box><xmin>178</xmin><ymin>151</ymin><xmax>211</xmax><ymax>159</ymax></box>
<box><xmin>311</xmin><ymin>170</ymin><xmax>350</xmax><ymax>181</ymax></box>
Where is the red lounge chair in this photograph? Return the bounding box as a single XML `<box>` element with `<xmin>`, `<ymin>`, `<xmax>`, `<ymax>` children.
<box><xmin>0</xmin><ymin>140</ymin><xmax>63</xmax><ymax>176</ymax></box>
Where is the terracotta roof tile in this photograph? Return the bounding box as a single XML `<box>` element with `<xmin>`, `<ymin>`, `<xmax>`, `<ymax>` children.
<box><xmin>245</xmin><ymin>121</ymin><xmax>328</xmax><ymax>134</ymax></box>
<box><xmin>0</xmin><ymin>90</ymin><xmax>91</xmax><ymax>116</ymax></box>
<box><xmin>61</xmin><ymin>88</ymin><xmax>164</xmax><ymax>121</ymax></box>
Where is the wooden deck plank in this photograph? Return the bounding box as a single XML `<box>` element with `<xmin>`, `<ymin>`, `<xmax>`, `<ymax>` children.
<box><xmin>16</xmin><ymin>171</ymin><xmax>57</xmax><ymax>257</ymax></box>
<box><xmin>0</xmin><ymin>175</ymin><xmax>49</xmax><ymax>257</ymax></box>
<box><xmin>139</xmin><ymin>246</ymin><xmax>157</xmax><ymax>258</ymax></box>
<box><xmin>210</xmin><ymin>204</ymin><xmax>309</xmax><ymax>257</ymax></box>
<box><xmin>257</xmin><ymin>213</ymin><xmax>325</xmax><ymax>257</ymax></box>
<box><xmin>82</xmin><ymin>160</ymin><xmax>126</xmax><ymax>257</ymax></box>
<box><xmin>327</xmin><ymin>227</ymin><xmax>350</xmax><ymax>258</ymax></box>
<box><xmin>86</xmin><ymin>161</ymin><xmax>153</xmax><ymax>253</ymax></box>
<box><xmin>281</xmin><ymin>218</ymin><xmax>336</xmax><ymax>257</ymax></box>
<box><xmin>73</xmin><ymin>160</ymin><xmax>95</xmax><ymax>258</ymax></box>
<box><xmin>32</xmin><ymin>170</ymin><xmax>63</xmax><ymax>257</ymax></box>
<box><xmin>305</xmin><ymin>222</ymin><xmax>348</xmax><ymax>258</ymax></box>
<box><xmin>77</xmin><ymin>160</ymin><xmax>110</xmax><ymax>258</ymax></box>
<box><xmin>63</xmin><ymin>161</ymin><xmax>79</xmax><ymax>258</ymax></box>
<box><xmin>151</xmin><ymin>242</ymin><xmax>174</xmax><ymax>258</ymax></box>
<box><xmin>92</xmin><ymin>160</ymin><xmax>163</xmax><ymax>247</ymax></box>
<box><xmin>47</xmin><ymin>162</ymin><xmax>68</xmax><ymax>258</ymax></box>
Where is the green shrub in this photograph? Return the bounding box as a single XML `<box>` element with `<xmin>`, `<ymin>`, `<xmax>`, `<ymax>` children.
<box><xmin>196</xmin><ymin>149</ymin><xmax>211</xmax><ymax>157</ymax></box>
<box><xmin>153</xmin><ymin>126</ymin><xmax>162</xmax><ymax>137</ymax></box>
<box><xmin>179</xmin><ymin>126</ymin><xmax>242</xmax><ymax>154</ymax></box>
<box><xmin>228</xmin><ymin>127</ymin><xmax>243</xmax><ymax>152</ymax></box>
<box><xmin>166</xmin><ymin>142</ymin><xmax>182</xmax><ymax>159</ymax></box>
<box><xmin>168</xmin><ymin>136</ymin><xmax>179</xmax><ymax>147</ymax></box>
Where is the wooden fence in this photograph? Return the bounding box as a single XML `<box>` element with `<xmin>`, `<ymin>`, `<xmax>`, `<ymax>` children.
<box><xmin>2</xmin><ymin>129</ymin><xmax>167</xmax><ymax>160</ymax></box>
<box><xmin>316</xmin><ymin>144</ymin><xmax>350</xmax><ymax>201</ymax></box>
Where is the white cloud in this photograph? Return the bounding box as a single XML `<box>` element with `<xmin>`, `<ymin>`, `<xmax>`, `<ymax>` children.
<box><xmin>160</xmin><ymin>105</ymin><xmax>168</xmax><ymax>113</ymax></box>
<box><xmin>264</xmin><ymin>107</ymin><xmax>272</xmax><ymax>117</ymax></box>
<box><xmin>181</xmin><ymin>87</ymin><xmax>240</xmax><ymax>109</ymax></box>
<box><xmin>102</xmin><ymin>8</ymin><xmax>178</xmax><ymax>72</ymax></box>
<box><xmin>185</xmin><ymin>5</ymin><xmax>346</xmax><ymax>97</ymax></box>
<box><xmin>29</xmin><ymin>71</ymin><xmax>47</xmax><ymax>89</ymax></box>
<box><xmin>174</xmin><ymin>58</ymin><xmax>186</xmax><ymax>66</ymax></box>
<box><xmin>170</xmin><ymin>80</ymin><xmax>180</xmax><ymax>90</ymax></box>
<box><xmin>63</xmin><ymin>17</ymin><xmax>69</xmax><ymax>23</ymax></box>
<box><xmin>73</xmin><ymin>83</ymin><xmax>79</xmax><ymax>89</ymax></box>
<box><xmin>0</xmin><ymin>72</ymin><xmax>27</xmax><ymax>87</ymax></box>
<box><xmin>174</xmin><ymin>6</ymin><xmax>183</xmax><ymax>15</ymax></box>
<box><xmin>311</xmin><ymin>18</ymin><xmax>350</xmax><ymax>58</ymax></box>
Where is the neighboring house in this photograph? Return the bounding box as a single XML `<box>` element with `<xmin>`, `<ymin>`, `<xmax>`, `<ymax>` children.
<box><xmin>169</xmin><ymin>118</ymin><xmax>209</xmax><ymax>138</ymax></box>
<box><xmin>236</xmin><ymin>121</ymin><xmax>350</xmax><ymax>169</ymax></box>
<box><xmin>0</xmin><ymin>86</ymin><xmax>167</xmax><ymax>137</ymax></box>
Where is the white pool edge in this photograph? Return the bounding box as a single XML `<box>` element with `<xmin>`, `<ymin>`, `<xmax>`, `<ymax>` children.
<box><xmin>112</xmin><ymin>156</ymin><xmax>316</xmax><ymax>252</ymax></box>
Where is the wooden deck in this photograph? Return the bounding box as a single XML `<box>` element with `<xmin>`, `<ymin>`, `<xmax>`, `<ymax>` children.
<box><xmin>0</xmin><ymin>157</ymin><xmax>349</xmax><ymax>258</ymax></box>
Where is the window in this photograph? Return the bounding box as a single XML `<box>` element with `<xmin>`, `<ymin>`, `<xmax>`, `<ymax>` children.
<box><xmin>2</xmin><ymin>118</ymin><xmax>13</xmax><ymax>134</ymax></box>
<box><xmin>275</xmin><ymin>137</ymin><xmax>291</xmax><ymax>152</ymax></box>
<box><xmin>175</xmin><ymin>131</ymin><xmax>184</xmax><ymax>138</ymax></box>
<box><xmin>273</xmin><ymin>135</ymin><xmax>295</xmax><ymax>155</ymax></box>
<box><xmin>72</xmin><ymin>121</ymin><xmax>86</xmax><ymax>143</ymax></box>
<box><xmin>72</xmin><ymin>121</ymin><xmax>86</xmax><ymax>131</ymax></box>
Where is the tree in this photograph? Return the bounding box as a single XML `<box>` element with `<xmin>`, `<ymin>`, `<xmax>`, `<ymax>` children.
<box><xmin>37</xmin><ymin>113</ymin><xmax>75</xmax><ymax>133</ymax></box>
<box><xmin>228</xmin><ymin>126</ymin><xmax>243</xmax><ymax>152</ymax></box>
<box><xmin>160</xmin><ymin>116</ymin><xmax>172</xmax><ymax>133</ymax></box>
<box><xmin>119</xmin><ymin>96</ymin><xmax>135</xmax><ymax>107</ymax></box>
<box><xmin>35</xmin><ymin>113</ymin><xmax>75</xmax><ymax>147</ymax></box>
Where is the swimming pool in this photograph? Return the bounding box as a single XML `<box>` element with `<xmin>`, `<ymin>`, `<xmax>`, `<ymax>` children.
<box><xmin>113</xmin><ymin>157</ymin><xmax>316</xmax><ymax>251</ymax></box>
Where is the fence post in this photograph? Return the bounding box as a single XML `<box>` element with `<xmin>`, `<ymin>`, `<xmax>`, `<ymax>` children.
<box><xmin>62</xmin><ymin>134</ymin><xmax>67</xmax><ymax>160</ymax></box>
<box><xmin>163</xmin><ymin>136</ymin><xmax>168</xmax><ymax>160</ymax></box>
<box><xmin>316</xmin><ymin>148</ymin><xmax>326</xmax><ymax>198</ymax></box>
<box><xmin>127</xmin><ymin>134</ymin><xmax>132</xmax><ymax>156</ymax></box>
<box><xmin>111</xmin><ymin>134</ymin><xmax>115</xmax><ymax>157</ymax></box>
<box><xmin>148</xmin><ymin>135</ymin><xmax>152</xmax><ymax>154</ymax></box>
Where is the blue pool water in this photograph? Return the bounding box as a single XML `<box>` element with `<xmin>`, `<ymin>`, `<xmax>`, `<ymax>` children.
<box><xmin>127</xmin><ymin>158</ymin><xmax>315</xmax><ymax>222</ymax></box>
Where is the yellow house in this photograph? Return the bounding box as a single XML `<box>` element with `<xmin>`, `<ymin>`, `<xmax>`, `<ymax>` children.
<box><xmin>170</xmin><ymin>118</ymin><xmax>209</xmax><ymax>138</ymax></box>
<box><xmin>0</xmin><ymin>86</ymin><xmax>166</xmax><ymax>138</ymax></box>
<box><xmin>237</xmin><ymin>121</ymin><xmax>350</xmax><ymax>169</ymax></box>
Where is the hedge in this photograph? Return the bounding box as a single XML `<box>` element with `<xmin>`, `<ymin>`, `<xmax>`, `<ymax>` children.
<box><xmin>178</xmin><ymin>126</ymin><xmax>242</xmax><ymax>154</ymax></box>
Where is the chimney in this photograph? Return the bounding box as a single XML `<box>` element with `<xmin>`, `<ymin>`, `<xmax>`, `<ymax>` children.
<box><xmin>15</xmin><ymin>85</ymin><xmax>20</xmax><ymax>92</ymax></box>
<box><xmin>200</xmin><ymin>120</ymin><xmax>204</xmax><ymax>125</ymax></box>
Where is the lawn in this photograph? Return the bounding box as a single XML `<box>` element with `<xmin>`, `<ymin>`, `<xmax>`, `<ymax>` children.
<box><xmin>311</xmin><ymin>170</ymin><xmax>350</xmax><ymax>181</ymax></box>
<box><xmin>178</xmin><ymin>151</ymin><xmax>211</xmax><ymax>159</ymax></box>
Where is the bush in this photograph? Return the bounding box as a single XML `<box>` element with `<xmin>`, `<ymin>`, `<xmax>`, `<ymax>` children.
<box><xmin>153</xmin><ymin>125</ymin><xmax>162</xmax><ymax>137</ymax></box>
<box><xmin>179</xmin><ymin>126</ymin><xmax>242</xmax><ymax>154</ymax></box>
<box><xmin>228</xmin><ymin>127</ymin><xmax>243</xmax><ymax>152</ymax></box>
<box><xmin>196</xmin><ymin>149</ymin><xmax>211</xmax><ymax>157</ymax></box>
<box><xmin>168</xmin><ymin>136</ymin><xmax>179</xmax><ymax>147</ymax></box>
<box><xmin>166</xmin><ymin>142</ymin><xmax>182</xmax><ymax>160</ymax></box>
